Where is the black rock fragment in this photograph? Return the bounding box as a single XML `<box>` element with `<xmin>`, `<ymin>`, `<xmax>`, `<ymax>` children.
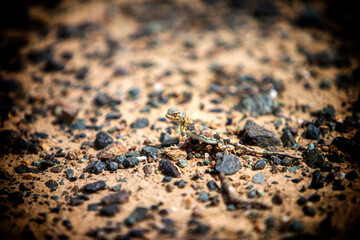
<box><xmin>68</xmin><ymin>196</ymin><xmax>84</xmax><ymax>206</ymax></box>
<box><xmin>122</xmin><ymin>157</ymin><xmax>140</xmax><ymax>168</ymax></box>
<box><xmin>84</xmin><ymin>161</ymin><xmax>105</xmax><ymax>174</ymax></box>
<box><xmin>7</xmin><ymin>191</ymin><xmax>24</xmax><ymax>206</ymax></box>
<box><xmin>215</xmin><ymin>152</ymin><xmax>242</xmax><ymax>175</ymax></box>
<box><xmin>345</xmin><ymin>171</ymin><xmax>358</xmax><ymax>181</ymax></box>
<box><xmin>93</xmin><ymin>93</ymin><xmax>120</xmax><ymax>107</ymax></box>
<box><xmin>94</xmin><ymin>131</ymin><xmax>113</xmax><ymax>149</ymax></box>
<box><xmin>187</xmin><ymin>219</ymin><xmax>210</xmax><ymax>235</ymax></box>
<box><xmin>0</xmin><ymin>129</ymin><xmax>28</xmax><ymax>154</ymax></box>
<box><xmin>75</xmin><ymin>66</ymin><xmax>88</xmax><ymax>80</ymax></box>
<box><xmin>306</xmin><ymin>124</ymin><xmax>320</xmax><ymax>140</ymax></box>
<box><xmin>83</xmin><ymin>180</ymin><xmax>106</xmax><ymax>193</ymax></box>
<box><xmin>332</xmin><ymin>180</ymin><xmax>345</xmax><ymax>191</ymax></box>
<box><xmin>159</xmin><ymin>160</ymin><xmax>180</xmax><ymax>177</ymax></box>
<box><xmin>45</xmin><ymin>180</ymin><xmax>59</xmax><ymax>192</ymax></box>
<box><xmin>43</xmin><ymin>58</ymin><xmax>65</xmax><ymax>72</ymax></box>
<box><xmin>272</xmin><ymin>192</ymin><xmax>283</xmax><ymax>205</ymax></box>
<box><xmin>281</xmin><ymin>128</ymin><xmax>296</xmax><ymax>147</ymax></box>
<box><xmin>325</xmin><ymin>172</ymin><xmax>335</xmax><ymax>183</ymax></box>
<box><xmin>309</xmin><ymin>193</ymin><xmax>321</xmax><ymax>202</ymax></box>
<box><xmin>302</xmin><ymin>149</ymin><xmax>324</xmax><ymax>169</ymax></box>
<box><xmin>309</xmin><ymin>170</ymin><xmax>323</xmax><ymax>189</ymax></box>
<box><xmin>303</xmin><ymin>206</ymin><xmax>316</xmax><ymax>217</ymax></box>
<box><xmin>100</xmin><ymin>204</ymin><xmax>119</xmax><ymax>217</ymax></box>
<box><xmin>206</xmin><ymin>180</ymin><xmax>219</xmax><ymax>192</ymax></box>
<box><xmin>14</xmin><ymin>164</ymin><xmax>39</xmax><ymax>174</ymax></box>
<box><xmin>241</xmin><ymin>120</ymin><xmax>281</xmax><ymax>148</ymax></box>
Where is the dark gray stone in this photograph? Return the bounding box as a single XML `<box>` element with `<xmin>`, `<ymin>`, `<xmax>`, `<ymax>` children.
<box><xmin>252</xmin><ymin>173</ymin><xmax>266</xmax><ymax>183</ymax></box>
<box><xmin>84</xmin><ymin>160</ymin><xmax>105</xmax><ymax>174</ymax></box>
<box><xmin>94</xmin><ymin>131</ymin><xmax>113</xmax><ymax>149</ymax></box>
<box><xmin>270</xmin><ymin>156</ymin><xmax>281</xmax><ymax>165</ymax></box>
<box><xmin>303</xmin><ymin>149</ymin><xmax>324</xmax><ymax>168</ymax></box>
<box><xmin>234</xmin><ymin>94</ymin><xmax>275</xmax><ymax>116</ymax></box>
<box><xmin>45</xmin><ymin>180</ymin><xmax>58</xmax><ymax>191</ymax></box>
<box><xmin>281</xmin><ymin>128</ymin><xmax>296</xmax><ymax>147</ymax></box>
<box><xmin>253</xmin><ymin>159</ymin><xmax>267</xmax><ymax>170</ymax></box>
<box><xmin>100</xmin><ymin>204</ymin><xmax>119</xmax><ymax>216</ymax></box>
<box><xmin>64</xmin><ymin>169</ymin><xmax>74</xmax><ymax>179</ymax></box>
<box><xmin>83</xmin><ymin>180</ymin><xmax>106</xmax><ymax>193</ymax></box>
<box><xmin>206</xmin><ymin>180</ymin><xmax>219</xmax><ymax>192</ymax></box>
<box><xmin>159</xmin><ymin>160</ymin><xmax>180</xmax><ymax>177</ymax></box>
<box><xmin>125</xmin><ymin>207</ymin><xmax>149</xmax><ymax>226</ymax></box>
<box><xmin>141</xmin><ymin>146</ymin><xmax>159</xmax><ymax>159</ymax></box>
<box><xmin>130</xmin><ymin>118</ymin><xmax>149</xmax><ymax>129</ymax></box>
<box><xmin>306</xmin><ymin>124</ymin><xmax>320</xmax><ymax>140</ymax></box>
<box><xmin>309</xmin><ymin>170</ymin><xmax>323</xmax><ymax>189</ymax></box>
<box><xmin>123</xmin><ymin>157</ymin><xmax>139</xmax><ymax>168</ymax></box>
<box><xmin>107</xmin><ymin>162</ymin><xmax>118</xmax><ymax>171</ymax></box>
<box><xmin>215</xmin><ymin>152</ymin><xmax>242</xmax><ymax>175</ymax></box>
<box><xmin>241</xmin><ymin>120</ymin><xmax>281</xmax><ymax>147</ymax></box>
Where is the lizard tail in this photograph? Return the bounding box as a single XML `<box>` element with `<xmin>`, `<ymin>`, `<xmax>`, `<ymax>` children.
<box><xmin>222</xmin><ymin>137</ymin><xmax>301</xmax><ymax>159</ymax></box>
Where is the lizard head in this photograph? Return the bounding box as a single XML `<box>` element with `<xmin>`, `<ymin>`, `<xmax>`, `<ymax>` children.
<box><xmin>165</xmin><ymin>108</ymin><xmax>186</xmax><ymax>123</ymax></box>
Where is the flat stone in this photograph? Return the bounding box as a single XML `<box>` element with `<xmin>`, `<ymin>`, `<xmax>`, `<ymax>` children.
<box><xmin>68</xmin><ymin>196</ymin><xmax>84</xmax><ymax>206</ymax></box>
<box><xmin>101</xmin><ymin>190</ymin><xmax>129</xmax><ymax>205</ymax></box>
<box><xmin>161</xmin><ymin>136</ymin><xmax>180</xmax><ymax>147</ymax></box>
<box><xmin>159</xmin><ymin>160</ymin><xmax>181</xmax><ymax>177</ymax></box>
<box><xmin>141</xmin><ymin>146</ymin><xmax>159</xmax><ymax>160</ymax></box>
<box><xmin>241</xmin><ymin>120</ymin><xmax>281</xmax><ymax>148</ymax></box>
<box><xmin>94</xmin><ymin>131</ymin><xmax>113</xmax><ymax>149</ymax></box>
<box><xmin>252</xmin><ymin>173</ymin><xmax>266</xmax><ymax>184</ymax></box>
<box><xmin>100</xmin><ymin>204</ymin><xmax>119</xmax><ymax>217</ymax></box>
<box><xmin>270</xmin><ymin>156</ymin><xmax>281</xmax><ymax>165</ymax></box>
<box><xmin>97</xmin><ymin>142</ymin><xmax>126</xmax><ymax>161</ymax></box>
<box><xmin>130</xmin><ymin>118</ymin><xmax>149</xmax><ymax>129</ymax></box>
<box><xmin>83</xmin><ymin>180</ymin><xmax>106</xmax><ymax>193</ymax></box>
<box><xmin>215</xmin><ymin>152</ymin><xmax>242</xmax><ymax>175</ymax></box>
<box><xmin>125</xmin><ymin>207</ymin><xmax>148</xmax><ymax>226</ymax></box>
<box><xmin>84</xmin><ymin>160</ymin><xmax>105</xmax><ymax>174</ymax></box>
<box><xmin>106</xmin><ymin>112</ymin><xmax>121</xmax><ymax>120</ymax></box>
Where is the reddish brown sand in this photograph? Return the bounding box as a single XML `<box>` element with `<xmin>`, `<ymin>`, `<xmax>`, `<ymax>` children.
<box><xmin>1</xmin><ymin>0</ymin><xmax>360</xmax><ymax>239</ymax></box>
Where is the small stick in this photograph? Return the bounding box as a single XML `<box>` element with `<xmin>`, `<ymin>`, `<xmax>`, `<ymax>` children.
<box><xmin>218</xmin><ymin>173</ymin><xmax>271</xmax><ymax>210</ymax></box>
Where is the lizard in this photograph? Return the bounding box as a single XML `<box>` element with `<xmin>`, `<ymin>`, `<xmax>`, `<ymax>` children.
<box><xmin>165</xmin><ymin>107</ymin><xmax>301</xmax><ymax>159</ymax></box>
